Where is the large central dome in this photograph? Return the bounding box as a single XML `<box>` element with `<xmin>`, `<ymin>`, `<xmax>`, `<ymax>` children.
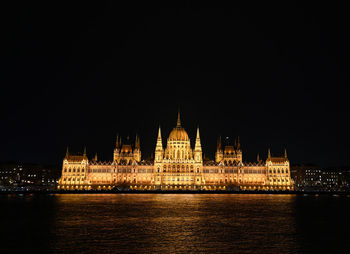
<box><xmin>168</xmin><ymin>112</ymin><xmax>189</xmax><ymax>141</ymax></box>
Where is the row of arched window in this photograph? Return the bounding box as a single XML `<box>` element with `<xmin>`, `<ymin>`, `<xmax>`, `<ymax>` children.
<box><xmin>64</xmin><ymin>168</ymin><xmax>85</xmax><ymax>173</ymax></box>
<box><xmin>269</xmin><ymin>178</ymin><xmax>290</xmax><ymax>184</ymax></box>
<box><xmin>165</xmin><ymin>149</ymin><xmax>192</xmax><ymax>160</ymax></box>
<box><xmin>62</xmin><ymin>177</ymin><xmax>83</xmax><ymax>182</ymax></box>
<box><xmin>269</xmin><ymin>169</ymin><xmax>289</xmax><ymax>174</ymax></box>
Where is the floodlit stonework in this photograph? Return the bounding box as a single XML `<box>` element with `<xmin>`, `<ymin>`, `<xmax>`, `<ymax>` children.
<box><xmin>58</xmin><ymin>113</ymin><xmax>294</xmax><ymax>191</ymax></box>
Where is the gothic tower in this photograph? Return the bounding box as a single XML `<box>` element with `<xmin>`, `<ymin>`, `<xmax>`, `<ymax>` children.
<box><xmin>194</xmin><ymin>127</ymin><xmax>202</xmax><ymax>163</ymax></box>
<box><xmin>155</xmin><ymin>126</ymin><xmax>163</xmax><ymax>163</ymax></box>
<box><xmin>133</xmin><ymin>134</ymin><xmax>141</xmax><ymax>162</ymax></box>
<box><xmin>215</xmin><ymin>136</ymin><xmax>223</xmax><ymax>163</ymax></box>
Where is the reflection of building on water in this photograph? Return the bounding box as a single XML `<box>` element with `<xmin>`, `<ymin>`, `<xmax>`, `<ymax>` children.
<box><xmin>58</xmin><ymin>112</ymin><xmax>293</xmax><ymax>191</ymax></box>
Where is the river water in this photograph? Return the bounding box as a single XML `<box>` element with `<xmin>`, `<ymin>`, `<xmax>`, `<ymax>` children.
<box><xmin>1</xmin><ymin>194</ymin><xmax>349</xmax><ymax>253</ymax></box>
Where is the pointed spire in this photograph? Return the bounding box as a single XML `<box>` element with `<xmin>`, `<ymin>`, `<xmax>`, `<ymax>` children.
<box><xmin>176</xmin><ymin>110</ymin><xmax>181</xmax><ymax>127</ymax></box>
<box><xmin>156</xmin><ymin>126</ymin><xmax>163</xmax><ymax>151</ymax></box>
<box><xmin>65</xmin><ymin>146</ymin><xmax>69</xmax><ymax>157</ymax></box>
<box><xmin>195</xmin><ymin>126</ymin><xmax>201</xmax><ymax>150</ymax></box>
<box><xmin>116</xmin><ymin>134</ymin><xmax>119</xmax><ymax>148</ymax></box>
<box><xmin>157</xmin><ymin>126</ymin><xmax>162</xmax><ymax>139</ymax></box>
<box><xmin>268</xmin><ymin>148</ymin><xmax>271</xmax><ymax>159</ymax></box>
<box><xmin>83</xmin><ymin>146</ymin><xmax>87</xmax><ymax>156</ymax></box>
<box><xmin>116</xmin><ymin>134</ymin><xmax>122</xmax><ymax>148</ymax></box>
<box><xmin>94</xmin><ymin>153</ymin><xmax>98</xmax><ymax>161</ymax></box>
<box><xmin>257</xmin><ymin>153</ymin><xmax>260</xmax><ymax>162</ymax></box>
<box><xmin>217</xmin><ymin>136</ymin><xmax>222</xmax><ymax>151</ymax></box>
<box><xmin>284</xmin><ymin>148</ymin><xmax>287</xmax><ymax>158</ymax></box>
<box><xmin>236</xmin><ymin>136</ymin><xmax>241</xmax><ymax>150</ymax></box>
<box><xmin>135</xmin><ymin>134</ymin><xmax>140</xmax><ymax>149</ymax></box>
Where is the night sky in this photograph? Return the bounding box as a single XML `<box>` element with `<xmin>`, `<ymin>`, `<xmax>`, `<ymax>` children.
<box><xmin>2</xmin><ymin>2</ymin><xmax>350</xmax><ymax>167</ymax></box>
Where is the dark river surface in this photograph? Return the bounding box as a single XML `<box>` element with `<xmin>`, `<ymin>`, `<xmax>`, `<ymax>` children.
<box><xmin>1</xmin><ymin>194</ymin><xmax>350</xmax><ymax>253</ymax></box>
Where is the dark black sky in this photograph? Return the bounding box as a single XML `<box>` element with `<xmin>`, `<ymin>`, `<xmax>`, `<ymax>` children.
<box><xmin>1</xmin><ymin>2</ymin><xmax>349</xmax><ymax>167</ymax></box>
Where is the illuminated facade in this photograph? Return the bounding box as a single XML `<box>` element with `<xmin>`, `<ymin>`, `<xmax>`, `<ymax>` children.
<box><xmin>58</xmin><ymin>113</ymin><xmax>294</xmax><ymax>191</ymax></box>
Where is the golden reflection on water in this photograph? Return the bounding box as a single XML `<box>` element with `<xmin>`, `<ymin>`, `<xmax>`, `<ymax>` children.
<box><xmin>50</xmin><ymin>194</ymin><xmax>300</xmax><ymax>253</ymax></box>
<box><xmin>3</xmin><ymin>194</ymin><xmax>350</xmax><ymax>253</ymax></box>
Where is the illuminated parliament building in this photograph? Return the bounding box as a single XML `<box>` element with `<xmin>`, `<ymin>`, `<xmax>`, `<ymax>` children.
<box><xmin>58</xmin><ymin>113</ymin><xmax>294</xmax><ymax>191</ymax></box>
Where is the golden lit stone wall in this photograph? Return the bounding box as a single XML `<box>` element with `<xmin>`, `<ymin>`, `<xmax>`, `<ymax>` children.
<box><xmin>203</xmin><ymin>164</ymin><xmax>266</xmax><ymax>186</ymax></box>
<box><xmin>57</xmin><ymin>114</ymin><xmax>293</xmax><ymax>191</ymax></box>
<box><xmin>58</xmin><ymin>156</ymin><xmax>88</xmax><ymax>189</ymax></box>
<box><xmin>240</xmin><ymin>165</ymin><xmax>267</xmax><ymax>185</ymax></box>
<box><xmin>58</xmin><ymin>158</ymin><xmax>293</xmax><ymax>191</ymax></box>
<box><xmin>86</xmin><ymin>163</ymin><xmax>114</xmax><ymax>185</ymax></box>
<box><xmin>266</xmin><ymin>157</ymin><xmax>293</xmax><ymax>190</ymax></box>
<box><xmin>156</xmin><ymin>162</ymin><xmax>203</xmax><ymax>186</ymax></box>
<box><xmin>115</xmin><ymin>164</ymin><xmax>153</xmax><ymax>185</ymax></box>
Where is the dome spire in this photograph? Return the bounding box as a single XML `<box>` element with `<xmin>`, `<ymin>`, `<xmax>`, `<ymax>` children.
<box><xmin>177</xmin><ymin>110</ymin><xmax>181</xmax><ymax>127</ymax></box>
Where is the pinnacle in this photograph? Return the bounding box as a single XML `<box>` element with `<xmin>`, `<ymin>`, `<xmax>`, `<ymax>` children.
<box><xmin>176</xmin><ymin>111</ymin><xmax>181</xmax><ymax>127</ymax></box>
